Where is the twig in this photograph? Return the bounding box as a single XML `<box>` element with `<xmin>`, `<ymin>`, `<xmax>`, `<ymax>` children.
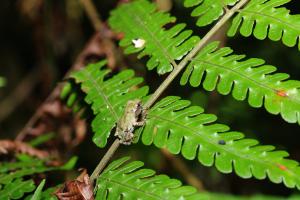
<box><xmin>80</xmin><ymin>0</ymin><xmax>118</xmax><ymax>68</ymax></box>
<box><xmin>16</xmin><ymin>0</ymin><xmax>122</xmax><ymax>141</ymax></box>
<box><xmin>16</xmin><ymin>32</ymin><xmax>114</xmax><ymax>141</ymax></box>
<box><xmin>17</xmin><ymin>0</ymin><xmax>122</xmax><ymax>183</ymax></box>
<box><xmin>80</xmin><ymin>0</ymin><xmax>122</xmax><ymax>182</ymax></box>
<box><xmin>144</xmin><ymin>0</ymin><xmax>250</xmax><ymax>108</ymax></box>
<box><xmin>79</xmin><ymin>0</ymin><xmax>104</xmax><ymax>31</ymax></box>
<box><xmin>15</xmin><ymin>82</ymin><xmax>61</xmax><ymax>141</ymax></box>
<box><xmin>0</xmin><ymin>67</ymin><xmax>40</xmax><ymax>122</ymax></box>
<box><xmin>161</xmin><ymin>149</ymin><xmax>205</xmax><ymax>191</ymax></box>
<box><xmin>90</xmin><ymin>139</ymin><xmax>120</xmax><ymax>183</ymax></box>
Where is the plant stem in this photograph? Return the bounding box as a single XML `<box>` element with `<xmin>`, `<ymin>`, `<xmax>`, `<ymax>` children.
<box><xmin>90</xmin><ymin>0</ymin><xmax>249</xmax><ymax>182</ymax></box>
<box><xmin>144</xmin><ymin>0</ymin><xmax>249</xmax><ymax>108</ymax></box>
<box><xmin>79</xmin><ymin>0</ymin><xmax>104</xmax><ymax>31</ymax></box>
<box><xmin>80</xmin><ymin>0</ymin><xmax>122</xmax><ymax>183</ymax></box>
<box><xmin>161</xmin><ymin>149</ymin><xmax>205</xmax><ymax>191</ymax></box>
<box><xmin>90</xmin><ymin>139</ymin><xmax>120</xmax><ymax>183</ymax></box>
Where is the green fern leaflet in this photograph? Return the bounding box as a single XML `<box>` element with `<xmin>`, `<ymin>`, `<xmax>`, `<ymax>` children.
<box><xmin>0</xmin><ymin>155</ymin><xmax>77</xmax><ymax>185</ymax></box>
<box><xmin>142</xmin><ymin>96</ymin><xmax>300</xmax><ymax>189</ymax></box>
<box><xmin>60</xmin><ymin>81</ymin><xmax>88</xmax><ymax>114</ymax></box>
<box><xmin>96</xmin><ymin>157</ymin><xmax>203</xmax><ymax>199</ymax></box>
<box><xmin>29</xmin><ymin>179</ymin><xmax>45</xmax><ymax>200</ymax></box>
<box><xmin>25</xmin><ymin>186</ymin><xmax>59</xmax><ymax>200</ymax></box>
<box><xmin>228</xmin><ymin>0</ymin><xmax>300</xmax><ymax>50</ymax></box>
<box><xmin>181</xmin><ymin>41</ymin><xmax>300</xmax><ymax>124</ymax></box>
<box><xmin>200</xmin><ymin>193</ymin><xmax>300</xmax><ymax>200</ymax></box>
<box><xmin>0</xmin><ymin>179</ymin><xmax>36</xmax><ymax>200</ymax></box>
<box><xmin>0</xmin><ymin>77</ymin><xmax>5</xmax><ymax>87</ymax></box>
<box><xmin>184</xmin><ymin>0</ymin><xmax>239</xmax><ymax>27</ymax></box>
<box><xmin>109</xmin><ymin>0</ymin><xmax>199</xmax><ymax>74</ymax></box>
<box><xmin>71</xmin><ymin>60</ymin><xmax>149</xmax><ymax>147</ymax></box>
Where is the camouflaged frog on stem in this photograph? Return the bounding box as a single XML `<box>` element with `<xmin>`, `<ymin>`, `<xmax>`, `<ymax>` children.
<box><xmin>115</xmin><ymin>99</ymin><xmax>145</xmax><ymax>145</ymax></box>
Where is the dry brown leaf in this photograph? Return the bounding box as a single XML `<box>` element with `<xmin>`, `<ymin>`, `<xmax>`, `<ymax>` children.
<box><xmin>0</xmin><ymin>139</ymin><xmax>49</xmax><ymax>158</ymax></box>
<box><xmin>55</xmin><ymin>169</ymin><xmax>94</xmax><ymax>200</ymax></box>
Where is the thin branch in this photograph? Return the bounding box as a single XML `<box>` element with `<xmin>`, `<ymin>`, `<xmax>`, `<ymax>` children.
<box><xmin>161</xmin><ymin>149</ymin><xmax>205</xmax><ymax>191</ymax></box>
<box><xmin>16</xmin><ymin>32</ymin><xmax>114</xmax><ymax>141</ymax></box>
<box><xmin>17</xmin><ymin>0</ymin><xmax>122</xmax><ymax>183</ymax></box>
<box><xmin>16</xmin><ymin>0</ymin><xmax>119</xmax><ymax>141</ymax></box>
<box><xmin>144</xmin><ymin>0</ymin><xmax>250</xmax><ymax>108</ymax></box>
<box><xmin>0</xmin><ymin>67</ymin><xmax>39</xmax><ymax>122</ymax></box>
<box><xmin>90</xmin><ymin>139</ymin><xmax>120</xmax><ymax>183</ymax></box>
<box><xmin>80</xmin><ymin>0</ymin><xmax>123</xmax><ymax>182</ymax></box>
<box><xmin>79</xmin><ymin>0</ymin><xmax>104</xmax><ymax>31</ymax></box>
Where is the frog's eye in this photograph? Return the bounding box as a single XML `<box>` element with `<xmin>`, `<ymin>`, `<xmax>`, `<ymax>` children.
<box><xmin>132</xmin><ymin>38</ymin><xmax>146</xmax><ymax>48</ymax></box>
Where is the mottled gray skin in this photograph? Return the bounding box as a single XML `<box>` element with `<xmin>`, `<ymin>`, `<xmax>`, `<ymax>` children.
<box><xmin>115</xmin><ymin>99</ymin><xmax>144</xmax><ymax>145</ymax></box>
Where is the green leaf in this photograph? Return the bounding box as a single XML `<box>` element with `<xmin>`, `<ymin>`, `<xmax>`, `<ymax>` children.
<box><xmin>184</xmin><ymin>0</ymin><xmax>239</xmax><ymax>27</ymax></box>
<box><xmin>60</xmin><ymin>81</ymin><xmax>73</xmax><ymax>99</ymax></box>
<box><xmin>0</xmin><ymin>77</ymin><xmax>6</xmax><ymax>87</ymax></box>
<box><xmin>0</xmin><ymin>157</ymin><xmax>77</xmax><ymax>185</ymax></box>
<box><xmin>181</xmin><ymin>41</ymin><xmax>300</xmax><ymax>124</ymax></box>
<box><xmin>28</xmin><ymin>132</ymin><xmax>55</xmax><ymax>147</ymax></box>
<box><xmin>30</xmin><ymin>179</ymin><xmax>45</xmax><ymax>200</ymax></box>
<box><xmin>95</xmin><ymin>157</ymin><xmax>203</xmax><ymax>199</ymax></box>
<box><xmin>109</xmin><ymin>0</ymin><xmax>200</xmax><ymax>74</ymax></box>
<box><xmin>0</xmin><ymin>179</ymin><xmax>36</xmax><ymax>200</ymax></box>
<box><xmin>199</xmin><ymin>192</ymin><xmax>300</xmax><ymax>200</ymax></box>
<box><xmin>228</xmin><ymin>0</ymin><xmax>300</xmax><ymax>50</ymax></box>
<box><xmin>141</xmin><ymin>96</ymin><xmax>300</xmax><ymax>189</ymax></box>
<box><xmin>59</xmin><ymin>156</ymin><xmax>77</xmax><ymax>170</ymax></box>
<box><xmin>0</xmin><ymin>158</ymin><xmax>44</xmax><ymax>174</ymax></box>
<box><xmin>60</xmin><ymin>81</ymin><xmax>89</xmax><ymax>115</ymax></box>
<box><xmin>97</xmin><ymin>158</ymin><xmax>300</xmax><ymax>199</ymax></box>
<box><xmin>25</xmin><ymin>186</ymin><xmax>59</xmax><ymax>200</ymax></box>
<box><xmin>39</xmin><ymin>187</ymin><xmax>58</xmax><ymax>200</ymax></box>
<box><xmin>71</xmin><ymin>60</ymin><xmax>149</xmax><ymax>147</ymax></box>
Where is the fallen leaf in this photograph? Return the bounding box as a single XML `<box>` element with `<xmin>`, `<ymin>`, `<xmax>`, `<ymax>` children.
<box><xmin>55</xmin><ymin>169</ymin><xmax>94</xmax><ymax>200</ymax></box>
<box><xmin>0</xmin><ymin>139</ymin><xmax>49</xmax><ymax>158</ymax></box>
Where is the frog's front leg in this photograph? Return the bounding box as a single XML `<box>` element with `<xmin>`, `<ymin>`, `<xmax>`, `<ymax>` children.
<box><xmin>121</xmin><ymin>131</ymin><xmax>134</xmax><ymax>145</ymax></box>
<box><xmin>134</xmin><ymin>108</ymin><xmax>147</xmax><ymax>127</ymax></box>
<box><xmin>135</xmin><ymin>121</ymin><xmax>144</xmax><ymax>126</ymax></box>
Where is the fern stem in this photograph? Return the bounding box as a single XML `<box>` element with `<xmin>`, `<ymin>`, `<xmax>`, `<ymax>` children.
<box><xmin>161</xmin><ymin>149</ymin><xmax>205</xmax><ymax>191</ymax></box>
<box><xmin>144</xmin><ymin>0</ymin><xmax>249</xmax><ymax>108</ymax></box>
<box><xmin>90</xmin><ymin>139</ymin><xmax>120</xmax><ymax>183</ymax></box>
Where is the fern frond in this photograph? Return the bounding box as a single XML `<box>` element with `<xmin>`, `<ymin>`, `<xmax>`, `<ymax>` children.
<box><xmin>0</xmin><ymin>156</ymin><xmax>77</xmax><ymax>185</ymax></box>
<box><xmin>71</xmin><ymin>60</ymin><xmax>149</xmax><ymax>147</ymax></box>
<box><xmin>184</xmin><ymin>0</ymin><xmax>239</xmax><ymax>27</ymax></box>
<box><xmin>228</xmin><ymin>0</ymin><xmax>300</xmax><ymax>50</ymax></box>
<box><xmin>181</xmin><ymin>41</ymin><xmax>300</xmax><ymax>124</ymax></box>
<box><xmin>29</xmin><ymin>179</ymin><xmax>45</xmax><ymax>200</ymax></box>
<box><xmin>0</xmin><ymin>158</ymin><xmax>44</xmax><ymax>174</ymax></box>
<box><xmin>28</xmin><ymin>133</ymin><xmax>55</xmax><ymax>147</ymax></box>
<box><xmin>60</xmin><ymin>81</ymin><xmax>88</xmax><ymax>114</ymax></box>
<box><xmin>142</xmin><ymin>96</ymin><xmax>300</xmax><ymax>189</ymax></box>
<box><xmin>95</xmin><ymin>157</ymin><xmax>202</xmax><ymax>199</ymax></box>
<box><xmin>200</xmin><ymin>192</ymin><xmax>300</xmax><ymax>200</ymax></box>
<box><xmin>25</xmin><ymin>186</ymin><xmax>59</xmax><ymax>200</ymax></box>
<box><xmin>108</xmin><ymin>0</ymin><xmax>200</xmax><ymax>74</ymax></box>
<box><xmin>0</xmin><ymin>179</ymin><xmax>36</xmax><ymax>200</ymax></box>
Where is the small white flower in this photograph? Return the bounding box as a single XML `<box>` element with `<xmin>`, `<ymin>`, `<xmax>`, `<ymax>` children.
<box><xmin>132</xmin><ymin>38</ymin><xmax>146</xmax><ymax>48</ymax></box>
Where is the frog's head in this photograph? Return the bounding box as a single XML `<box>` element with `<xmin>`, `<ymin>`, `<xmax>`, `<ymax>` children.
<box><xmin>126</xmin><ymin>99</ymin><xmax>142</xmax><ymax>112</ymax></box>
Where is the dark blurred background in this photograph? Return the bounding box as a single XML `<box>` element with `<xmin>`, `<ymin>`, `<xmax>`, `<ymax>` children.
<box><xmin>0</xmin><ymin>0</ymin><xmax>300</xmax><ymax>197</ymax></box>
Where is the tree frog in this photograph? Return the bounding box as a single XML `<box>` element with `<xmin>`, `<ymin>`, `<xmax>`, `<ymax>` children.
<box><xmin>115</xmin><ymin>99</ymin><xmax>145</xmax><ymax>145</ymax></box>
